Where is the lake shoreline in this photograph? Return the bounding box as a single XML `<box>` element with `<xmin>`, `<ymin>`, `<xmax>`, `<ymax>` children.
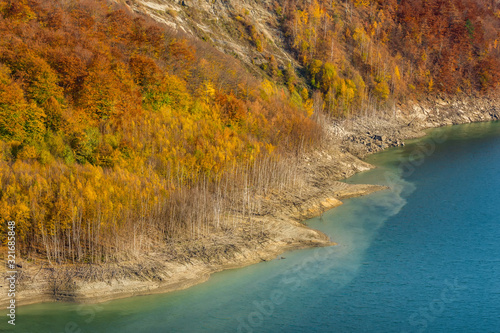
<box><xmin>4</xmin><ymin>94</ymin><xmax>499</xmax><ymax>308</ymax></box>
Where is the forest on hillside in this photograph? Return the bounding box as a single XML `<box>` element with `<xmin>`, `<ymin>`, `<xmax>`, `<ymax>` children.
<box><xmin>0</xmin><ymin>0</ymin><xmax>498</xmax><ymax>264</ymax></box>
<box><xmin>0</xmin><ymin>0</ymin><xmax>322</xmax><ymax>263</ymax></box>
<box><xmin>277</xmin><ymin>0</ymin><xmax>500</xmax><ymax>116</ymax></box>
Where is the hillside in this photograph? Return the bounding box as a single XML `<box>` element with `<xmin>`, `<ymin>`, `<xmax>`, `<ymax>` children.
<box><xmin>0</xmin><ymin>0</ymin><xmax>499</xmax><ymax>304</ymax></box>
<box><xmin>1</xmin><ymin>0</ymin><xmax>327</xmax><ymax>263</ymax></box>
<box><xmin>127</xmin><ymin>0</ymin><xmax>500</xmax><ymax>105</ymax></box>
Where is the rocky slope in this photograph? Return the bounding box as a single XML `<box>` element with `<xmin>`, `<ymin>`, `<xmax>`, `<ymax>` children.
<box><xmin>339</xmin><ymin>95</ymin><xmax>500</xmax><ymax>158</ymax></box>
<box><xmin>122</xmin><ymin>0</ymin><xmax>297</xmax><ymax>74</ymax></box>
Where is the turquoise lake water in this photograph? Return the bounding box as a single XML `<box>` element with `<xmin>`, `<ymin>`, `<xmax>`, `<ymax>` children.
<box><xmin>3</xmin><ymin>121</ymin><xmax>500</xmax><ymax>333</ymax></box>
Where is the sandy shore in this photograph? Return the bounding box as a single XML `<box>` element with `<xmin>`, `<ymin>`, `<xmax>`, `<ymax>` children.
<box><xmin>2</xmin><ymin>94</ymin><xmax>498</xmax><ymax>308</ymax></box>
<box><xmin>1</xmin><ymin>181</ymin><xmax>385</xmax><ymax>307</ymax></box>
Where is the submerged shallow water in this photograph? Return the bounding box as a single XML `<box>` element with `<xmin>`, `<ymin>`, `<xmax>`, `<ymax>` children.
<box><xmin>3</xmin><ymin>121</ymin><xmax>500</xmax><ymax>333</ymax></box>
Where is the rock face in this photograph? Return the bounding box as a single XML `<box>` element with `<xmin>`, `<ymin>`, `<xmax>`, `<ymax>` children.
<box><xmin>338</xmin><ymin>95</ymin><xmax>500</xmax><ymax>158</ymax></box>
<box><xmin>123</xmin><ymin>0</ymin><xmax>295</xmax><ymax>73</ymax></box>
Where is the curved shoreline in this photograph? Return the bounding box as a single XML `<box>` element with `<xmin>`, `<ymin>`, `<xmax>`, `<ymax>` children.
<box><xmin>3</xmin><ymin>95</ymin><xmax>499</xmax><ymax>308</ymax></box>
<box><xmin>4</xmin><ymin>183</ymin><xmax>385</xmax><ymax>308</ymax></box>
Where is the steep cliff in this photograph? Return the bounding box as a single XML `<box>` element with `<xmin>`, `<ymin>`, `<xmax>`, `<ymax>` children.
<box><xmin>124</xmin><ymin>0</ymin><xmax>297</xmax><ymax>72</ymax></box>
